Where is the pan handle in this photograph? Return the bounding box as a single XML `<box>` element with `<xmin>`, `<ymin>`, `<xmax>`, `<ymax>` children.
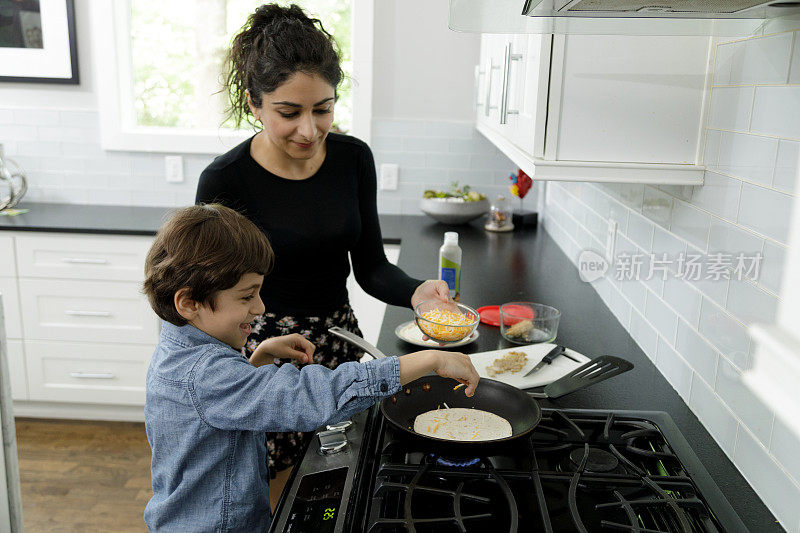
<box><xmin>328</xmin><ymin>327</ymin><xmax>389</xmax><ymax>360</ymax></box>
<box><xmin>526</xmin><ymin>391</ymin><xmax>547</xmax><ymax>399</ymax></box>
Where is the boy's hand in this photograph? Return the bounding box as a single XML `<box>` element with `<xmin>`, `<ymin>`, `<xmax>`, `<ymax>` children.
<box><xmin>250</xmin><ymin>334</ymin><xmax>315</xmax><ymax>367</ymax></box>
<box><xmin>432</xmin><ymin>351</ymin><xmax>480</xmax><ymax>397</ymax></box>
<box><xmin>398</xmin><ymin>350</ymin><xmax>480</xmax><ymax>397</ymax></box>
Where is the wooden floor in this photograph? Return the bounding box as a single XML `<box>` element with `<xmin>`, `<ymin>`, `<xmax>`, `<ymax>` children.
<box><xmin>15</xmin><ymin>418</ymin><xmax>152</xmax><ymax>532</ymax></box>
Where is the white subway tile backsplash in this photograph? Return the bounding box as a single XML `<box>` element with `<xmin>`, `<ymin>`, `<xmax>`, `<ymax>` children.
<box><xmin>626</xmin><ymin>211</ymin><xmax>654</xmax><ymax>250</ymax></box>
<box><xmin>630</xmin><ymin>309</ymin><xmax>658</xmax><ymax>361</ymax></box>
<box><xmin>13</xmin><ymin>108</ymin><xmax>54</xmax><ymax>125</ymax></box>
<box><xmin>0</xmin><ymin>124</ymin><xmax>38</xmax><ymax>141</ymax></box>
<box><xmin>372</xmin><ymin>119</ymin><xmax>426</xmax><ymax>137</ymax></box>
<box><xmin>708</xmin><ymin>87</ymin><xmax>754</xmax><ymax>131</ymax></box>
<box><xmin>716</xmin><ymin>357</ymin><xmax>774</xmax><ymax>446</ymax></box>
<box><xmin>617</xmin><ymin>184</ymin><xmax>645</xmax><ymax>211</ymax></box>
<box><xmin>655</xmin><ymin>338</ymin><xmax>692</xmax><ymax>401</ymax></box>
<box><xmin>734</xmin><ymin>426</ymin><xmax>800</xmax><ymax>530</ymax></box>
<box><xmin>698</xmin><ymin>298</ymin><xmax>749</xmax><ymax>370</ymax></box>
<box><xmin>770</xmin><ymin>414</ymin><xmax>800</xmax><ymax>487</ymax></box>
<box><xmin>646</xmin><ymin>290</ymin><xmax>678</xmax><ymax>343</ymax></box>
<box><xmin>403</xmin><ymin>137</ymin><xmax>449</xmax><ymax>152</ymax></box>
<box><xmin>691</xmin><ymin>172</ymin><xmax>742</xmax><ymax>221</ymax></box>
<box><xmin>37</xmin><ymin>125</ymin><xmax>99</xmax><ymax>143</ymax></box>
<box><xmin>688</xmin><ymin>273</ymin><xmax>729</xmax><ymax>308</ymax></box>
<box><xmin>707</xmin><ymin>218</ymin><xmax>762</xmax><ymax>257</ymax></box>
<box><xmin>730</xmin><ymin>32</ymin><xmax>793</xmax><ymax>85</ymax></box>
<box><xmin>713</xmin><ymin>42</ymin><xmax>736</xmax><ymax>85</ymax></box>
<box><xmin>791</xmin><ymin>31</ymin><xmax>800</xmax><ymax>84</ymax></box>
<box><xmin>642</xmin><ymin>186</ymin><xmax>674</xmax><ymax>229</ymax></box>
<box><xmin>773</xmin><ymin>139</ymin><xmax>799</xmax><ymax>194</ymax></box>
<box><xmin>670</xmin><ymin>200</ymin><xmax>710</xmax><ymax>251</ymax></box>
<box><xmin>717</xmin><ymin>132</ymin><xmax>778</xmax><ymax>186</ymax></box>
<box><xmin>370</xmin><ymin>136</ymin><xmax>403</xmax><ymax>152</ymax></box>
<box><xmin>676</xmin><ymin>319</ymin><xmax>718</xmax><ymax>385</ymax></box>
<box><xmin>751</xmin><ymin>86</ymin><xmax>800</xmax><ymax>139</ymax></box>
<box><xmin>374</xmin><ymin>151</ymin><xmax>426</xmax><ymax>169</ymax></box>
<box><xmin>737</xmin><ymin>183</ymin><xmax>793</xmax><ymax>244</ymax></box>
<box><xmin>726</xmin><ymin>278</ymin><xmax>778</xmax><ymax>325</ymax></box>
<box><xmin>652</xmin><ymin>227</ymin><xmax>686</xmax><ymax>272</ymax></box>
<box><xmin>664</xmin><ymin>276</ymin><xmax>702</xmax><ymax>328</ymax></box>
<box><xmin>688</xmin><ymin>375</ymin><xmax>738</xmax><ymax>456</ymax></box>
<box><xmin>424</xmin><ymin>121</ymin><xmax>475</xmax><ymax>139</ymax></box>
<box><xmin>759</xmin><ymin>241</ymin><xmax>786</xmax><ymax>294</ymax></box>
<box><xmin>59</xmin><ymin>110</ymin><xmax>100</xmax><ymax>128</ymax></box>
<box><xmin>609</xmin><ymin>285</ymin><xmax>632</xmax><ymax>327</ymax></box>
<box><xmin>703</xmin><ymin>129</ymin><xmax>721</xmax><ymax>168</ymax></box>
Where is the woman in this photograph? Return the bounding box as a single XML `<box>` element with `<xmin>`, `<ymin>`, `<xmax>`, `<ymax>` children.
<box><xmin>196</xmin><ymin>3</ymin><xmax>450</xmax><ymax>510</ymax></box>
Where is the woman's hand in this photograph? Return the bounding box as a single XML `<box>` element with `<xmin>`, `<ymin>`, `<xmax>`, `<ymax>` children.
<box><xmin>411</xmin><ymin>279</ymin><xmax>452</xmax><ymax>309</ymax></box>
<box><xmin>250</xmin><ymin>334</ymin><xmax>316</xmax><ymax>367</ymax></box>
<box><xmin>411</xmin><ymin>280</ymin><xmax>460</xmax><ymax>343</ymax></box>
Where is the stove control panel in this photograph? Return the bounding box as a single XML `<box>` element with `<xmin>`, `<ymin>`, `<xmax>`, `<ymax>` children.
<box><xmin>284</xmin><ymin>467</ymin><xmax>347</xmax><ymax>533</ymax></box>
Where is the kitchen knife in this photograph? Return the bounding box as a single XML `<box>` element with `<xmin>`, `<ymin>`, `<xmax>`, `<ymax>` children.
<box><xmin>523</xmin><ymin>345</ymin><xmax>565</xmax><ymax>377</ymax></box>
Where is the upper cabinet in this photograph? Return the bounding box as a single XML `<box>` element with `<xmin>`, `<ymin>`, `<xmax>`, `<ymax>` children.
<box><xmin>475</xmin><ymin>33</ymin><xmax>714</xmax><ymax>184</ymax></box>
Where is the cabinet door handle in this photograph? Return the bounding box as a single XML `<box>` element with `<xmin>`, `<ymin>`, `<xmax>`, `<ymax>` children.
<box><xmin>65</xmin><ymin>310</ymin><xmax>112</xmax><ymax>317</ymax></box>
<box><xmin>500</xmin><ymin>43</ymin><xmax>523</xmax><ymax>125</ymax></box>
<box><xmin>474</xmin><ymin>65</ymin><xmax>485</xmax><ymax>108</ymax></box>
<box><xmin>69</xmin><ymin>372</ymin><xmax>115</xmax><ymax>379</ymax></box>
<box><xmin>484</xmin><ymin>58</ymin><xmax>494</xmax><ymax>116</ymax></box>
<box><xmin>61</xmin><ymin>257</ymin><xmax>108</xmax><ymax>264</ymax></box>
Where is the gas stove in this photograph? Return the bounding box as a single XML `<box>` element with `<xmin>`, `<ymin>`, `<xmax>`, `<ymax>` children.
<box><xmin>270</xmin><ymin>408</ymin><xmax>747</xmax><ymax>533</ymax></box>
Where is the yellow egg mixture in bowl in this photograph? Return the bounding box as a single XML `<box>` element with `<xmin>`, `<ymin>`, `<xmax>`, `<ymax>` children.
<box><xmin>414</xmin><ymin>300</ymin><xmax>479</xmax><ymax>343</ymax></box>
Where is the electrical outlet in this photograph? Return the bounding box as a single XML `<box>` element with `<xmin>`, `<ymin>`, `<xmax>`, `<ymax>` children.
<box><xmin>379</xmin><ymin>163</ymin><xmax>398</xmax><ymax>190</ymax></box>
<box><xmin>606</xmin><ymin>220</ymin><xmax>618</xmax><ymax>264</ymax></box>
<box><xmin>165</xmin><ymin>155</ymin><xmax>184</xmax><ymax>183</ymax></box>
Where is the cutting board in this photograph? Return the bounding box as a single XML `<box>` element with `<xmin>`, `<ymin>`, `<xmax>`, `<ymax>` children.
<box><xmin>469</xmin><ymin>344</ymin><xmax>590</xmax><ymax>389</ymax></box>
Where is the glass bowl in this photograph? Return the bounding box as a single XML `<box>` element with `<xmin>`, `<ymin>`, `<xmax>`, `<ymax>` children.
<box><xmin>414</xmin><ymin>300</ymin><xmax>479</xmax><ymax>343</ymax></box>
<box><xmin>499</xmin><ymin>302</ymin><xmax>560</xmax><ymax>344</ymax></box>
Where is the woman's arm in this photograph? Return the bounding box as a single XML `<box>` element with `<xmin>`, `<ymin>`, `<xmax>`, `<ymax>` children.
<box><xmin>350</xmin><ymin>143</ymin><xmax>424</xmax><ymax>308</ymax></box>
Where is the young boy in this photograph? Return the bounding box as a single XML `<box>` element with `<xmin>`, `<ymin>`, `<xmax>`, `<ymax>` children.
<box><xmin>141</xmin><ymin>204</ymin><xmax>480</xmax><ymax>532</ymax></box>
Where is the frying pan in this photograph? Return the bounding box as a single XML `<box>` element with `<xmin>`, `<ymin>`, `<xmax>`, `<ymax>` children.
<box><xmin>329</xmin><ymin>327</ymin><xmax>542</xmax><ymax>444</ymax></box>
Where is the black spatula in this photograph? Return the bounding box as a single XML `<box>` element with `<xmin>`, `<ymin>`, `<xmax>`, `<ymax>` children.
<box><xmin>526</xmin><ymin>355</ymin><xmax>633</xmax><ymax>399</ymax></box>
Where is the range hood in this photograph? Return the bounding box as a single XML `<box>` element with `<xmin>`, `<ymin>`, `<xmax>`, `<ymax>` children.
<box><xmin>450</xmin><ymin>0</ymin><xmax>800</xmax><ymax>35</ymax></box>
<box><xmin>523</xmin><ymin>0</ymin><xmax>800</xmax><ymax>18</ymax></box>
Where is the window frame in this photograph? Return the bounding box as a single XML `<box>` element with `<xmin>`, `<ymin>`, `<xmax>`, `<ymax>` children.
<box><xmin>91</xmin><ymin>0</ymin><xmax>372</xmax><ymax>154</ymax></box>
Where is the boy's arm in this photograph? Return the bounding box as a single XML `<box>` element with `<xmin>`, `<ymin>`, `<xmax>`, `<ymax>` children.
<box><xmin>189</xmin><ymin>348</ymin><xmax>478</xmax><ymax>433</ymax></box>
<box><xmin>190</xmin><ymin>350</ymin><xmax>400</xmax><ymax>433</ymax></box>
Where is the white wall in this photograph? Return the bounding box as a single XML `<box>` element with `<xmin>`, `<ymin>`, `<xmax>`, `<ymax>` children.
<box><xmin>372</xmin><ymin>0</ymin><xmax>481</xmax><ymax>121</ymax></box>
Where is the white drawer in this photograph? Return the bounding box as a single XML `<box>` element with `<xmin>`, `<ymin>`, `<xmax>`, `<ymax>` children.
<box><xmin>5</xmin><ymin>339</ymin><xmax>28</xmax><ymax>400</ymax></box>
<box><xmin>0</xmin><ymin>234</ymin><xmax>15</xmax><ymax>276</ymax></box>
<box><xmin>0</xmin><ymin>276</ymin><xmax>22</xmax><ymax>339</ymax></box>
<box><xmin>19</xmin><ymin>278</ymin><xmax>158</xmax><ymax>344</ymax></box>
<box><xmin>25</xmin><ymin>340</ymin><xmax>152</xmax><ymax>405</ymax></box>
<box><xmin>15</xmin><ymin>233</ymin><xmax>153</xmax><ymax>281</ymax></box>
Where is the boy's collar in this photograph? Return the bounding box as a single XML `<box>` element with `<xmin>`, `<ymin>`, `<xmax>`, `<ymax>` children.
<box><xmin>160</xmin><ymin>321</ymin><xmax>236</xmax><ymax>351</ymax></box>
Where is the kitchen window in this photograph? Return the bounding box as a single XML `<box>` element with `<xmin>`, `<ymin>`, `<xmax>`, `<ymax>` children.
<box><xmin>91</xmin><ymin>0</ymin><xmax>373</xmax><ymax>154</ymax></box>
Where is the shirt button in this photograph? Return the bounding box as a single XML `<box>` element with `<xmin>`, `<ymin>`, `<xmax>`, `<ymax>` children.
<box><xmin>380</xmin><ymin>381</ymin><xmax>388</xmax><ymax>392</ymax></box>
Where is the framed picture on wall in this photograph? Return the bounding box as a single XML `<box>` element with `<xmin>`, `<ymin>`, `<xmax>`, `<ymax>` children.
<box><xmin>0</xmin><ymin>0</ymin><xmax>78</xmax><ymax>84</ymax></box>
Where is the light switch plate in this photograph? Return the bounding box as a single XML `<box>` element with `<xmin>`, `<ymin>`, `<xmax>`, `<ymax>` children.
<box><xmin>379</xmin><ymin>163</ymin><xmax>398</xmax><ymax>190</ymax></box>
<box><xmin>165</xmin><ymin>155</ymin><xmax>184</xmax><ymax>183</ymax></box>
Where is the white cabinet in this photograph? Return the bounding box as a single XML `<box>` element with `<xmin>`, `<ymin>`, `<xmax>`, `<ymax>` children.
<box><xmin>3</xmin><ymin>231</ymin><xmax>157</xmax><ymax>418</ymax></box>
<box><xmin>25</xmin><ymin>340</ymin><xmax>149</xmax><ymax>405</ymax></box>
<box><xmin>475</xmin><ymin>33</ymin><xmax>710</xmax><ymax>184</ymax></box>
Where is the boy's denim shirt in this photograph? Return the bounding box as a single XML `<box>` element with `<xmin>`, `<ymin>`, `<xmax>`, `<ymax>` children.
<box><xmin>144</xmin><ymin>321</ymin><xmax>401</xmax><ymax>532</ymax></box>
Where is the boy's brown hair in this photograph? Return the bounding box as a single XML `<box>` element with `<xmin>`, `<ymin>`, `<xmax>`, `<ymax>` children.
<box><xmin>143</xmin><ymin>204</ymin><xmax>273</xmax><ymax>326</ymax></box>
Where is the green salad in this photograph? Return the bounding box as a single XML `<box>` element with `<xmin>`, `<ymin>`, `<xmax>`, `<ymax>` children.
<box><xmin>423</xmin><ymin>182</ymin><xmax>486</xmax><ymax>202</ymax></box>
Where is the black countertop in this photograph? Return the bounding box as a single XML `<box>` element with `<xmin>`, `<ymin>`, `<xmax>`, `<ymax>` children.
<box><xmin>0</xmin><ymin>203</ymin><xmax>172</xmax><ymax>236</ymax></box>
<box><xmin>376</xmin><ymin>215</ymin><xmax>779</xmax><ymax>533</ymax></box>
<box><xmin>1</xmin><ymin>203</ymin><xmax>778</xmax><ymax>530</ymax></box>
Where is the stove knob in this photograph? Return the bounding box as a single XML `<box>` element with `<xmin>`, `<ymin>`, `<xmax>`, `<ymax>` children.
<box><xmin>325</xmin><ymin>420</ymin><xmax>353</xmax><ymax>432</ymax></box>
<box><xmin>317</xmin><ymin>428</ymin><xmax>348</xmax><ymax>455</ymax></box>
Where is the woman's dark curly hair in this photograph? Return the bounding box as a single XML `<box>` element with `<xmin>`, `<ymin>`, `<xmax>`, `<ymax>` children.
<box><xmin>225</xmin><ymin>3</ymin><xmax>343</xmax><ymax>128</ymax></box>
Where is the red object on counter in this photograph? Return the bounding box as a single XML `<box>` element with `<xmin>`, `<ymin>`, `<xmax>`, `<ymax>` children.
<box><xmin>477</xmin><ymin>304</ymin><xmax>535</xmax><ymax>326</ymax></box>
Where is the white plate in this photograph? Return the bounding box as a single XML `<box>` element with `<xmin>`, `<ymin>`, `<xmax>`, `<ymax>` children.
<box><xmin>394</xmin><ymin>320</ymin><xmax>479</xmax><ymax>348</ymax></box>
<box><xmin>470</xmin><ymin>344</ymin><xmax>591</xmax><ymax>389</ymax></box>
